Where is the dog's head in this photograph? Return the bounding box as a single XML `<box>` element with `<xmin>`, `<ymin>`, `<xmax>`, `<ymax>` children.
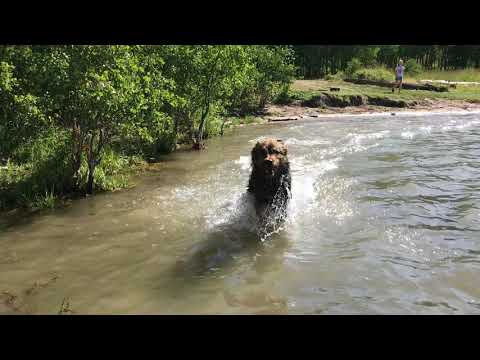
<box><xmin>251</xmin><ymin>138</ymin><xmax>289</xmax><ymax>179</ymax></box>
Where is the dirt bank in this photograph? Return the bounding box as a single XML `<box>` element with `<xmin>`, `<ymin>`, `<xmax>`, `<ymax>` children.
<box><xmin>264</xmin><ymin>98</ymin><xmax>480</xmax><ymax>121</ymax></box>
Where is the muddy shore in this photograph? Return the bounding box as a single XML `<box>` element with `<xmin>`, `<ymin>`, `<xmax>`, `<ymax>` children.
<box><xmin>264</xmin><ymin>99</ymin><xmax>480</xmax><ymax>122</ymax></box>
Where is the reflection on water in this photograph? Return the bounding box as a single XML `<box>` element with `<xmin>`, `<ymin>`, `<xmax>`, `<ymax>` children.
<box><xmin>2</xmin><ymin>112</ymin><xmax>480</xmax><ymax>314</ymax></box>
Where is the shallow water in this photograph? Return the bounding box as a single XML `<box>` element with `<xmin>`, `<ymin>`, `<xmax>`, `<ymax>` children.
<box><xmin>2</xmin><ymin>112</ymin><xmax>480</xmax><ymax>314</ymax></box>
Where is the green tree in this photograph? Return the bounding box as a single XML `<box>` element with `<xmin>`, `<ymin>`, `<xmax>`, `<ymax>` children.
<box><xmin>228</xmin><ymin>46</ymin><xmax>296</xmax><ymax>114</ymax></box>
<box><xmin>0</xmin><ymin>48</ymin><xmax>48</xmax><ymax>162</ymax></box>
<box><xmin>4</xmin><ymin>45</ymin><xmax>175</xmax><ymax>194</ymax></box>
<box><xmin>159</xmin><ymin>46</ymin><xmax>249</xmax><ymax>148</ymax></box>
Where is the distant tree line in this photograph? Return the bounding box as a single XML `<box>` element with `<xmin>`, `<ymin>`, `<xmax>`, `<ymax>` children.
<box><xmin>294</xmin><ymin>45</ymin><xmax>480</xmax><ymax>78</ymax></box>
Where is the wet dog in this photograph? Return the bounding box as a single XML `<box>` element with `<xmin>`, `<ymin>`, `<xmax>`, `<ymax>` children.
<box><xmin>247</xmin><ymin>139</ymin><xmax>291</xmax><ymax>237</ymax></box>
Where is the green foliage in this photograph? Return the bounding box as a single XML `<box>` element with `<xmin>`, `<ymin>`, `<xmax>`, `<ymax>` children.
<box><xmin>79</xmin><ymin>148</ymin><xmax>132</xmax><ymax>192</ymax></box>
<box><xmin>0</xmin><ymin>137</ymin><xmax>138</xmax><ymax>211</ymax></box>
<box><xmin>32</xmin><ymin>189</ymin><xmax>56</xmax><ymax>210</ymax></box>
<box><xmin>157</xmin><ymin>45</ymin><xmax>295</xmax><ymax>146</ymax></box>
<box><xmin>356</xmin><ymin>46</ymin><xmax>380</xmax><ymax>66</ymax></box>
<box><xmin>345</xmin><ymin>58</ymin><xmax>362</xmax><ymax>77</ymax></box>
<box><xmin>274</xmin><ymin>84</ymin><xmax>295</xmax><ymax>105</ymax></box>
<box><xmin>1</xmin><ymin>45</ymin><xmax>297</xmax><ymax>209</ymax></box>
<box><xmin>242</xmin><ymin>46</ymin><xmax>296</xmax><ymax>109</ymax></box>
<box><xmin>0</xmin><ymin>58</ymin><xmax>48</xmax><ymax>160</ymax></box>
<box><xmin>324</xmin><ymin>71</ymin><xmax>345</xmax><ymax>81</ymax></box>
<box><xmin>405</xmin><ymin>59</ymin><xmax>423</xmax><ymax>77</ymax></box>
<box><xmin>0</xmin><ymin>128</ymin><xmax>72</xmax><ymax>210</ymax></box>
<box><xmin>204</xmin><ymin>113</ymin><xmax>224</xmax><ymax>139</ymax></box>
<box><xmin>1</xmin><ymin>45</ymin><xmax>179</xmax><ymax>194</ymax></box>
<box><xmin>352</xmin><ymin>67</ymin><xmax>393</xmax><ymax>82</ymax></box>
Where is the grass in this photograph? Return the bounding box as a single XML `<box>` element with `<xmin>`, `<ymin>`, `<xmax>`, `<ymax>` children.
<box><xmin>32</xmin><ymin>189</ymin><xmax>56</xmax><ymax>209</ymax></box>
<box><xmin>0</xmin><ymin>151</ymin><xmax>144</xmax><ymax>213</ymax></box>
<box><xmin>291</xmin><ymin>79</ymin><xmax>480</xmax><ymax>104</ymax></box>
<box><xmin>408</xmin><ymin>68</ymin><xmax>480</xmax><ymax>83</ymax></box>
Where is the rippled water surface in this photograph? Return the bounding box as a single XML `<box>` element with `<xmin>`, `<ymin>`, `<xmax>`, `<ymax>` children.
<box><xmin>2</xmin><ymin>111</ymin><xmax>480</xmax><ymax>314</ymax></box>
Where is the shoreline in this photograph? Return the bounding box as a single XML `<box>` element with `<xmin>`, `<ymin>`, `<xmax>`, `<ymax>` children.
<box><xmin>263</xmin><ymin>99</ymin><xmax>480</xmax><ymax>122</ymax></box>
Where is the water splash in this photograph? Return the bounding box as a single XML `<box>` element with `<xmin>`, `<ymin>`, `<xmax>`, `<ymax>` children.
<box><xmin>204</xmin><ymin>192</ymin><xmax>258</xmax><ymax>234</ymax></box>
<box><xmin>401</xmin><ymin>131</ymin><xmax>415</xmax><ymax>140</ymax></box>
<box><xmin>284</xmin><ymin>138</ymin><xmax>330</xmax><ymax>147</ymax></box>
<box><xmin>346</xmin><ymin>131</ymin><xmax>390</xmax><ymax>144</ymax></box>
<box><xmin>234</xmin><ymin>156</ymin><xmax>251</xmax><ymax>171</ymax></box>
<box><xmin>256</xmin><ymin>174</ymin><xmax>291</xmax><ymax>241</ymax></box>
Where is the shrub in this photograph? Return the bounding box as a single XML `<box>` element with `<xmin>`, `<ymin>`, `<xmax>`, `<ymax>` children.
<box><xmin>352</xmin><ymin>67</ymin><xmax>393</xmax><ymax>82</ymax></box>
<box><xmin>356</xmin><ymin>46</ymin><xmax>380</xmax><ymax>67</ymax></box>
<box><xmin>0</xmin><ymin>128</ymin><xmax>72</xmax><ymax>210</ymax></box>
<box><xmin>274</xmin><ymin>84</ymin><xmax>294</xmax><ymax>105</ymax></box>
<box><xmin>78</xmin><ymin>148</ymin><xmax>134</xmax><ymax>192</ymax></box>
<box><xmin>345</xmin><ymin>58</ymin><xmax>362</xmax><ymax>77</ymax></box>
<box><xmin>324</xmin><ymin>71</ymin><xmax>345</xmax><ymax>81</ymax></box>
<box><xmin>405</xmin><ymin>59</ymin><xmax>423</xmax><ymax>77</ymax></box>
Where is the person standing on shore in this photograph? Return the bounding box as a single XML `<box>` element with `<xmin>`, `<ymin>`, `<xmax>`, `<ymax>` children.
<box><xmin>392</xmin><ymin>59</ymin><xmax>405</xmax><ymax>93</ymax></box>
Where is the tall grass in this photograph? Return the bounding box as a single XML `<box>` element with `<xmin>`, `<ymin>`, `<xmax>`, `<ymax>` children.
<box><xmin>0</xmin><ymin>130</ymin><xmax>142</xmax><ymax>212</ymax></box>
<box><xmin>351</xmin><ymin>67</ymin><xmax>393</xmax><ymax>82</ymax></box>
<box><xmin>410</xmin><ymin>68</ymin><xmax>480</xmax><ymax>82</ymax></box>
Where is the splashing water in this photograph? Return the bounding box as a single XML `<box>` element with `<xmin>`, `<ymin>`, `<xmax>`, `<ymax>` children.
<box><xmin>256</xmin><ymin>174</ymin><xmax>292</xmax><ymax>241</ymax></box>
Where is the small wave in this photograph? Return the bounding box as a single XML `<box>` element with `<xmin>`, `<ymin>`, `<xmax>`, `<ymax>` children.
<box><xmin>284</xmin><ymin>138</ymin><xmax>329</xmax><ymax>147</ymax></box>
<box><xmin>454</xmin><ymin>120</ymin><xmax>480</xmax><ymax>130</ymax></box>
<box><xmin>399</xmin><ymin>127</ymin><xmax>434</xmax><ymax>140</ymax></box>
<box><xmin>234</xmin><ymin>156</ymin><xmax>251</xmax><ymax>171</ymax></box>
<box><xmin>340</xmin><ymin>131</ymin><xmax>389</xmax><ymax>154</ymax></box>
<box><xmin>401</xmin><ymin>131</ymin><xmax>415</xmax><ymax>140</ymax></box>
<box><xmin>419</xmin><ymin>126</ymin><xmax>432</xmax><ymax>135</ymax></box>
<box><xmin>346</xmin><ymin>131</ymin><xmax>390</xmax><ymax>144</ymax></box>
<box><xmin>341</xmin><ymin>142</ymin><xmax>380</xmax><ymax>155</ymax></box>
<box><xmin>289</xmin><ymin>125</ymin><xmax>305</xmax><ymax>130</ymax></box>
<box><xmin>173</xmin><ymin>186</ymin><xmax>200</xmax><ymax>202</ymax></box>
<box><xmin>315</xmin><ymin>176</ymin><xmax>357</xmax><ymax>223</ymax></box>
<box><xmin>205</xmin><ymin>193</ymin><xmax>258</xmax><ymax>233</ymax></box>
<box><xmin>441</xmin><ymin>120</ymin><xmax>480</xmax><ymax>132</ymax></box>
<box><xmin>249</xmin><ymin>136</ymin><xmax>272</xmax><ymax>144</ymax></box>
<box><xmin>399</xmin><ymin>126</ymin><xmax>433</xmax><ymax>139</ymax></box>
<box><xmin>290</xmin><ymin>156</ymin><xmax>339</xmax><ymax>175</ymax></box>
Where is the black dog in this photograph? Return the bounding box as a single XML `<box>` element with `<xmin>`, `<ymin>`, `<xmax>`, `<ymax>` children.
<box><xmin>247</xmin><ymin>139</ymin><xmax>291</xmax><ymax>238</ymax></box>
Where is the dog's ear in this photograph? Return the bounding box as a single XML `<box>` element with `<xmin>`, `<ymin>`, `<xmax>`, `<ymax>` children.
<box><xmin>251</xmin><ymin>143</ymin><xmax>261</xmax><ymax>164</ymax></box>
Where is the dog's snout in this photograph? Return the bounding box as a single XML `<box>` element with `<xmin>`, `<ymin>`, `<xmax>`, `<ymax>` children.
<box><xmin>264</xmin><ymin>157</ymin><xmax>273</xmax><ymax>164</ymax></box>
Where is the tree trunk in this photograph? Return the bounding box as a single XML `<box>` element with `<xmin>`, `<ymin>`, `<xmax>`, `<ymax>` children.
<box><xmin>70</xmin><ymin>122</ymin><xmax>83</xmax><ymax>192</ymax></box>
<box><xmin>85</xmin><ymin>129</ymin><xmax>105</xmax><ymax>195</ymax></box>
<box><xmin>86</xmin><ymin>132</ymin><xmax>96</xmax><ymax>195</ymax></box>
<box><xmin>193</xmin><ymin>48</ymin><xmax>223</xmax><ymax>150</ymax></box>
<box><xmin>259</xmin><ymin>93</ymin><xmax>268</xmax><ymax>109</ymax></box>
<box><xmin>194</xmin><ymin>105</ymin><xmax>210</xmax><ymax>150</ymax></box>
<box><xmin>86</xmin><ymin>160</ymin><xmax>96</xmax><ymax>195</ymax></box>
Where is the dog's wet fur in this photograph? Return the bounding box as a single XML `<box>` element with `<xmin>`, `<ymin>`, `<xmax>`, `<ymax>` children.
<box><xmin>247</xmin><ymin>139</ymin><xmax>291</xmax><ymax>236</ymax></box>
